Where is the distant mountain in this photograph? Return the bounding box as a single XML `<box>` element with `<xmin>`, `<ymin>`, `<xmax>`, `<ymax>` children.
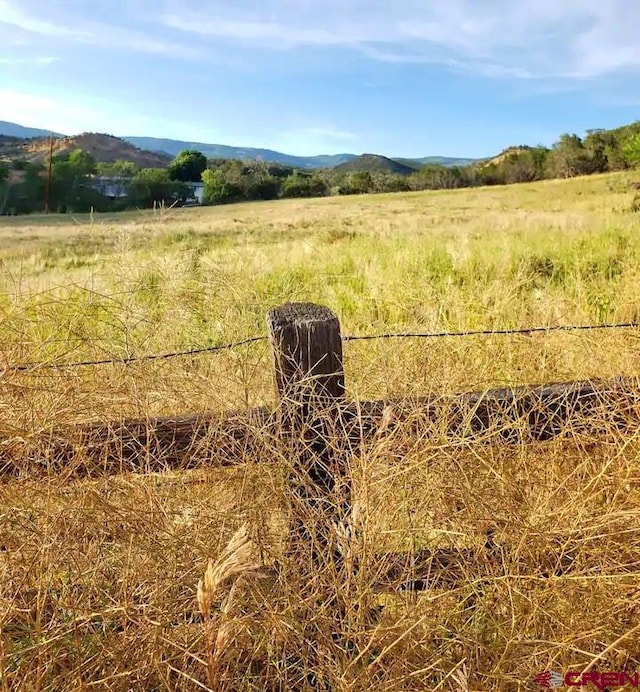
<box><xmin>333</xmin><ymin>153</ymin><xmax>417</xmax><ymax>176</ymax></box>
<box><xmin>0</xmin><ymin>132</ymin><xmax>171</xmax><ymax>168</ymax></box>
<box><xmin>125</xmin><ymin>136</ymin><xmax>357</xmax><ymax>169</ymax></box>
<box><xmin>126</xmin><ymin>136</ymin><xmax>481</xmax><ymax>169</ymax></box>
<box><xmin>0</xmin><ymin>121</ymin><xmax>479</xmax><ymax>170</ymax></box>
<box><xmin>413</xmin><ymin>156</ymin><xmax>482</xmax><ymax>167</ymax></box>
<box><xmin>0</xmin><ymin>121</ymin><xmax>64</xmax><ymax>139</ymax></box>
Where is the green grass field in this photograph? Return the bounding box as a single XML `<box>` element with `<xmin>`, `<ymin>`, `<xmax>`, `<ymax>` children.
<box><xmin>1</xmin><ymin>172</ymin><xmax>640</xmax><ymax>690</ymax></box>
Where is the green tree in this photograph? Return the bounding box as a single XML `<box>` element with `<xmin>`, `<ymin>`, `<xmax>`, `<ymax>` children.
<box><xmin>548</xmin><ymin>134</ymin><xmax>592</xmax><ymax>178</ymax></box>
<box><xmin>242</xmin><ymin>161</ymin><xmax>280</xmax><ymax>200</ymax></box>
<box><xmin>499</xmin><ymin>147</ymin><xmax>550</xmax><ymax>183</ymax></box>
<box><xmin>623</xmin><ymin>133</ymin><xmax>640</xmax><ymax>167</ymax></box>
<box><xmin>128</xmin><ymin>168</ymin><xmax>188</xmax><ymax>207</ymax></box>
<box><xmin>583</xmin><ymin>130</ymin><xmax>609</xmax><ymax>173</ymax></box>
<box><xmin>3</xmin><ymin>162</ymin><xmax>46</xmax><ymax>214</ymax></box>
<box><xmin>47</xmin><ymin>149</ymin><xmax>100</xmax><ymax>212</ymax></box>
<box><xmin>374</xmin><ymin>172</ymin><xmax>410</xmax><ymax>193</ymax></box>
<box><xmin>168</xmin><ymin>150</ymin><xmax>207</xmax><ymax>182</ymax></box>
<box><xmin>0</xmin><ymin>162</ymin><xmax>9</xmax><ymax>214</ymax></box>
<box><xmin>348</xmin><ymin>170</ymin><xmax>373</xmax><ymax>194</ymax></box>
<box><xmin>201</xmin><ymin>168</ymin><xmax>242</xmax><ymax>204</ymax></box>
<box><xmin>67</xmin><ymin>149</ymin><xmax>97</xmax><ymax>176</ymax></box>
<box><xmin>97</xmin><ymin>159</ymin><xmax>139</xmax><ymax>177</ymax></box>
<box><xmin>409</xmin><ymin>164</ymin><xmax>467</xmax><ymax>190</ymax></box>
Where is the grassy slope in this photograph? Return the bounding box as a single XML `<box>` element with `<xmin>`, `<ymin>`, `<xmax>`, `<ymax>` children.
<box><xmin>1</xmin><ymin>172</ymin><xmax>640</xmax><ymax>689</ymax></box>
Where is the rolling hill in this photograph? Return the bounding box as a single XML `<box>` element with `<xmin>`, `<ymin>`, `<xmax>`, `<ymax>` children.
<box><xmin>332</xmin><ymin>154</ymin><xmax>417</xmax><ymax>176</ymax></box>
<box><xmin>0</xmin><ymin>132</ymin><xmax>171</xmax><ymax>168</ymax></box>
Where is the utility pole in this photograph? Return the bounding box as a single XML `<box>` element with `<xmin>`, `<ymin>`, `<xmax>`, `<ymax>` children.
<box><xmin>44</xmin><ymin>133</ymin><xmax>53</xmax><ymax>213</ymax></box>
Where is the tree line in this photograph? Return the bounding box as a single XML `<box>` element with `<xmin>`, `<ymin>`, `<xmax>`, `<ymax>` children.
<box><xmin>2</xmin><ymin>122</ymin><xmax>640</xmax><ymax>216</ymax></box>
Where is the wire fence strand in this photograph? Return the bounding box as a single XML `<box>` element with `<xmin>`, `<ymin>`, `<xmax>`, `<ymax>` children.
<box><xmin>7</xmin><ymin>336</ymin><xmax>268</xmax><ymax>372</ymax></box>
<box><xmin>4</xmin><ymin>321</ymin><xmax>637</xmax><ymax>372</ymax></box>
<box><xmin>341</xmin><ymin>321</ymin><xmax>639</xmax><ymax>341</ymax></box>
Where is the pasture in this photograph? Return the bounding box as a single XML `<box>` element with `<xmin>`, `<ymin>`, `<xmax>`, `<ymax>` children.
<box><xmin>1</xmin><ymin>172</ymin><xmax>640</xmax><ymax>690</ymax></box>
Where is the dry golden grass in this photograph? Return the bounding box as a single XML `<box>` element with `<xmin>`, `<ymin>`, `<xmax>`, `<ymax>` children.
<box><xmin>1</xmin><ymin>172</ymin><xmax>640</xmax><ymax>689</ymax></box>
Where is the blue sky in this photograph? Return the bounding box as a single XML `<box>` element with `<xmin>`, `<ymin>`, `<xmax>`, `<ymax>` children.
<box><xmin>0</xmin><ymin>0</ymin><xmax>639</xmax><ymax>158</ymax></box>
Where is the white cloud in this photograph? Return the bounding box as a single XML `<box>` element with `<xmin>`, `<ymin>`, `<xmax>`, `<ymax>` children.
<box><xmin>0</xmin><ymin>0</ymin><xmax>196</xmax><ymax>57</ymax></box>
<box><xmin>158</xmin><ymin>0</ymin><xmax>640</xmax><ymax>81</ymax></box>
<box><xmin>2</xmin><ymin>0</ymin><xmax>639</xmax><ymax>84</ymax></box>
<box><xmin>162</xmin><ymin>13</ymin><xmax>372</xmax><ymax>49</ymax></box>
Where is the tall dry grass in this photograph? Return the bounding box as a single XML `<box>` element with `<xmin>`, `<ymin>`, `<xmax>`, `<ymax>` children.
<box><xmin>1</xmin><ymin>172</ymin><xmax>640</xmax><ymax>689</ymax></box>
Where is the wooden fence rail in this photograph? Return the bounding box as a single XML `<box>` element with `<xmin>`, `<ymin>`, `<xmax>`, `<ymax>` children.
<box><xmin>7</xmin><ymin>376</ymin><xmax>640</xmax><ymax>477</ymax></box>
<box><xmin>3</xmin><ymin>302</ymin><xmax>640</xmax><ymax>593</ymax></box>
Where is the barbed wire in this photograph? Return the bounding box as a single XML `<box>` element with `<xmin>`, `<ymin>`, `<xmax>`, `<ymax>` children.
<box><xmin>7</xmin><ymin>336</ymin><xmax>268</xmax><ymax>372</ymax></box>
<box><xmin>5</xmin><ymin>321</ymin><xmax>637</xmax><ymax>372</ymax></box>
<box><xmin>342</xmin><ymin>321</ymin><xmax>639</xmax><ymax>341</ymax></box>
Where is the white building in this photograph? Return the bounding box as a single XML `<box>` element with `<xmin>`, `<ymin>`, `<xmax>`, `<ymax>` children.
<box><xmin>187</xmin><ymin>182</ymin><xmax>205</xmax><ymax>205</ymax></box>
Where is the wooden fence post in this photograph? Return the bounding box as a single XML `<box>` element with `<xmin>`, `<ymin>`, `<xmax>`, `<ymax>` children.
<box><xmin>266</xmin><ymin>302</ymin><xmax>351</xmax><ymax>572</ymax></box>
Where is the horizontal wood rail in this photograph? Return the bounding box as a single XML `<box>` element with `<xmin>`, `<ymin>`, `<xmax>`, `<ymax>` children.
<box><xmin>4</xmin><ymin>375</ymin><xmax>639</xmax><ymax>478</ymax></box>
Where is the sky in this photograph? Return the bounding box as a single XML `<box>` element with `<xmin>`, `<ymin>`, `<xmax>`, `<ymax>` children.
<box><xmin>0</xmin><ymin>0</ymin><xmax>639</xmax><ymax>158</ymax></box>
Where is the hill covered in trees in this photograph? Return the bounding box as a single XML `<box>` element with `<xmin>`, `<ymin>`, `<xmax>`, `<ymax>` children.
<box><xmin>333</xmin><ymin>154</ymin><xmax>417</xmax><ymax>176</ymax></box>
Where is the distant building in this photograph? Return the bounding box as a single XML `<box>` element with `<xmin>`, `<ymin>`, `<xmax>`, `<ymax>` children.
<box><xmin>186</xmin><ymin>182</ymin><xmax>205</xmax><ymax>205</ymax></box>
<box><xmin>87</xmin><ymin>176</ymin><xmax>205</xmax><ymax>205</ymax></box>
<box><xmin>89</xmin><ymin>175</ymin><xmax>131</xmax><ymax>199</ymax></box>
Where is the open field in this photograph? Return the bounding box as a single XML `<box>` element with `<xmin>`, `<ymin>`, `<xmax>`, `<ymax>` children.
<box><xmin>2</xmin><ymin>173</ymin><xmax>640</xmax><ymax>689</ymax></box>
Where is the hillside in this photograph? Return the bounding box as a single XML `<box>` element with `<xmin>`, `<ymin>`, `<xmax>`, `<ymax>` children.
<box><xmin>0</xmin><ymin>132</ymin><xmax>171</xmax><ymax>168</ymax></box>
<box><xmin>333</xmin><ymin>153</ymin><xmax>417</xmax><ymax>176</ymax></box>
<box><xmin>124</xmin><ymin>136</ymin><xmax>357</xmax><ymax>169</ymax></box>
<box><xmin>480</xmin><ymin>146</ymin><xmax>531</xmax><ymax>168</ymax></box>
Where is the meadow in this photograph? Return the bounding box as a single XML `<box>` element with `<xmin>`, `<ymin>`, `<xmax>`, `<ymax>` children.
<box><xmin>1</xmin><ymin>171</ymin><xmax>640</xmax><ymax>690</ymax></box>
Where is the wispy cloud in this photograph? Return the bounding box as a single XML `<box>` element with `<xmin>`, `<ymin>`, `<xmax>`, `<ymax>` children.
<box><xmin>161</xmin><ymin>13</ymin><xmax>372</xmax><ymax>49</ymax></box>
<box><xmin>0</xmin><ymin>0</ymin><xmax>195</xmax><ymax>57</ymax></box>
<box><xmin>158</xmin><ymin>0</ymin><xmax>640</xmax><ymax>81</ymax></box>
<box><xmin>3</xmin><ymin>0</ymin><xmax>639</xmax><ymax>83</ymax></box>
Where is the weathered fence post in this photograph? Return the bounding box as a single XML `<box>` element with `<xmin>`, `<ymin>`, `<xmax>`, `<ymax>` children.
<box><xmin>266</xmin><ymin>302</ymin><xmax>351</xmax><ymax>573</ymax></box>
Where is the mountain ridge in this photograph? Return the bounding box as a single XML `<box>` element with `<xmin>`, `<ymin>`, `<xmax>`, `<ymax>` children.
<box><xmin>0</xmin><ymin>121</ymin><xmax>481</xmax><ymax>169</ymax></box>
<box><xmin>123</xmin><ymin>136</ymin><xmax>359</xmax><ymax>168</ymax></box>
